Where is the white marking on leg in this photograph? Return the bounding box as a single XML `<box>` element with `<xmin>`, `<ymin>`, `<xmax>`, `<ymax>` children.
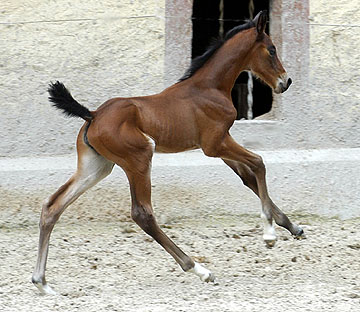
<box><xmin>261</xmin><ymin>212</ymin><xmax>276</xmax><ymax>245</ymax></box>
<box><xmin>34</xmin><ymin>282</ymin><xmax>57</xmax><ymax>295</ymax></box>
<box><xmin>32</xmin><ymin>149</ymin><xmax>113</xmax><ymax>295</ymax></box>
<box><xmin>79</xmin><ymin>151</ymin><xmax>114</xmax><ymax>183</ymax></box>
<box><xmin>188</xmin><ymin>262</ymin><xmax>215</xmax><ymax>282</ymax></box>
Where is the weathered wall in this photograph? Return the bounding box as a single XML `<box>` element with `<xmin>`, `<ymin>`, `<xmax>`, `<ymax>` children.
<box><xmin>308</xmin><ymin>0</ymin><xmax>360</xmax><ymax>148</ymax></box>
<box><xmin>2</xmin><ymin>0</ymin><xmax>359</xmax><ymax>156</ymax></box>
<box><xmin>281</xmin><ymin>0</ymin><xmax>360</xmax><ymax>149</ymax></box>
<box><xmin>164</xmin><ymin>0</ymin><xmax>193</xmax><ymax>88</ymax></box>
<box><xmin>0</xmin><ymin>0</ymin><xmax>165</xmax><ymax>156</ymax></box>
<box><xmin>233</xmin><ymin>0</ymin><xmax>359</xmax><ymax>151</ymax></box>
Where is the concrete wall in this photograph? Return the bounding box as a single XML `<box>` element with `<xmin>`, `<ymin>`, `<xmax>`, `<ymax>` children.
<box><xmin>240</xmin><ymin>0</ymin><xmax>360</xmax><ymax>151</ymax></box>
<box><xmin>309</xmin><ymin>0</ymin><xmax>360</xmax><ymax>148</ymax></box>
<box><xmin>2</xmin><ymin>0</ymin><xmax>359</xmax><ymax>155</ymax></box>
<box><xmin>0</xmin><ymin>0</ymin><xmax>166</xmax><ymax>156</ymax></box>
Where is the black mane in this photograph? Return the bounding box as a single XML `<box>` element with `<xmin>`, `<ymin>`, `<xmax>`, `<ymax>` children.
<box><xmin>179</xmin><ymin>19</ymin><xmax>255</xmax><ymax>82</ymax></box>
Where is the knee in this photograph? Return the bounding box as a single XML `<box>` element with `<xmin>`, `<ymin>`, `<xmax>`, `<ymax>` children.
<box><xmin>250</xmin><ymin>155</ymin><xmax>265</xmax><ymax>173</ymax></box>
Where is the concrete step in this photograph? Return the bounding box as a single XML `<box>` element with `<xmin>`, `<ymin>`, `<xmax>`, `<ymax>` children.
<box><xmin>1</xmin><ymin>148</ymin><xmax>359</xmax><ymax>220</ymax></box>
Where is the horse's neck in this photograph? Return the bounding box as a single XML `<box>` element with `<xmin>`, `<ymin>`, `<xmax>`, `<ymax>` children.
<box><xmin>195</xmin><ymin>30</ymin><xmax>255</xmax><ymax>95</ymax></box>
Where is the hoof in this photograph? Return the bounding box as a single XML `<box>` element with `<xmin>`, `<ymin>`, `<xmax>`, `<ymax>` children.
<box><xmin>203</xmin><ymin>272</ymin><xmax>216</xmax><ymax>283</ymax></box>
<box><xmin>32</xmin><ymin>279</ymin><xmax>57</xmax><ymax>295</ymax></box>
<box><xmin>293</xmin><ymin>227</ymin><xmax>306</xmax><ymax>240</ymax></box>
<box><xmin>264</xmin><ymin>239</ymin><xmax>276</xmax><ymax>248</ymax></box>
<box><xmin>263</xmin><ymin>234</ymin><xmax>277</xmax><ymax>248</ymax></box>
<box><xmin>189</xmin><ymin>262</ymin><xmax>216</xmax><ymax>283</ymax></box>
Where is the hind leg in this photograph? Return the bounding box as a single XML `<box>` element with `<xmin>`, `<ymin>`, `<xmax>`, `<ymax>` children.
<box><xmin>32</xmin><ymin>140</ymin><xmax>114</xmax><ymax>294</ymax></box>
<box><xmin>101</xmin><ymin>129</ymin><xmax>215</xmax><ymax>283</ymax></box>
<box><xmin>124</xmin><ymin>163</ymin><xmax>215</xmax><ymax>282</ymax></box>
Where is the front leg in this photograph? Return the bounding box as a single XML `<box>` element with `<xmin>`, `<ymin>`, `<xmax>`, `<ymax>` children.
<box><xmin>222</xmin><ymin>159</ymin><xmax>304</xmax><ymax>238</ymax></box>
<box><xmin>203</xmin><ymin>133</ymin><xmax>304</xmax><ymax>246</ymax></box>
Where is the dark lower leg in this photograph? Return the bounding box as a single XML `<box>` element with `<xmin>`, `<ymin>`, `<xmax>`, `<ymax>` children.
<box><xmin>131</xmin><ymin>195</ymin><xmax>194</xmax><ymax>271</ymax></box>
<box><xmin>122</xmin><ymin>156</ymin><xmax>214</xmax><ymax>281</ymax></box>
<box><xmin>271</xmin><ymin>203</ymin><xmax>304</xmax><ymax>236</ymax></box>
<box><xmin>126</xmin><ymin>166</ymin><xmax>196</xmax><ymax>271</ymax></box>
<box><xmin>223</xmin><ymin>158</ymin><xmax>303</xmax><ymax>237</ymax></box>
<box><xmin>249</xmin><ymin>164</ymin><xmax>303</xmax><ymax>237</ymax></box>
<box><xmin>223</xmin><ymin>158</ymin><xmax>274</xmax><ymax>223</ymax></box>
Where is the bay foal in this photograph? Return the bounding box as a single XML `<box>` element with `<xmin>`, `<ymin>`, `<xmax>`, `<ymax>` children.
<box><xmin>32</xmin><ymin>11</ymin><xmax>303</xmax><ymax>294</ymax></box>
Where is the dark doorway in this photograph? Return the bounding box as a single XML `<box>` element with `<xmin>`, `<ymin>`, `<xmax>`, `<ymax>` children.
<box><xmin>191</xmin><ymin>0</ymin><xmax>272</xmax><ymax>119</ymax></box>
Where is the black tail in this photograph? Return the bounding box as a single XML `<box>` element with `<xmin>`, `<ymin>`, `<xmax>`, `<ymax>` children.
<box><xmin>48</xmin><ymin>81</ymin><xmax>93</xmax><ymax>121</ymax></box>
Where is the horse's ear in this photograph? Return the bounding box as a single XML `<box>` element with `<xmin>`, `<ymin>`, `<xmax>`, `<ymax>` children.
<box><xmin>253</xmin><ymin>10</ymin><xmax>268</xmax><ymax>34</ymax></box>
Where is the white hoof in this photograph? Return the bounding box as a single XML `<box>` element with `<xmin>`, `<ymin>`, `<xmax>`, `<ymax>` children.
<box><xmin>263</xmin><ymin>233</ymin><xmax>277</xmax><ymax>247</ymax></box>
<box><xmin>189</xmin><ymin>262</ymin><xmax>215</xmax><ymax>283</ymax></box>
<box><xmin>34</xmin><ymin>282</ymin><xmax>57</xmax><ymax>295</ymax></box>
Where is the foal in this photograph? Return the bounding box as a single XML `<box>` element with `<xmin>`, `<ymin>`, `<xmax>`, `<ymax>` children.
<box><xmin>32</xmin><ymin>11</ymin><xmax>303</xmax><ymax>294</ymax></box>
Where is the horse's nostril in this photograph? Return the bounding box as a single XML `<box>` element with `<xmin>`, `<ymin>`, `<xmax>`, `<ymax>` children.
<box><xmin>287</xmin><ymin>78</ymin><xmax>292</xmax><ymax>87</ymax></box>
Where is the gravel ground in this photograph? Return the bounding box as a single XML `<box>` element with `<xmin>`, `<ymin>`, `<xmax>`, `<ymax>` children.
<box><xmin>0</xmin><ymin>189</ymin><xmax>360</xmax><ymax>312</ymax></box>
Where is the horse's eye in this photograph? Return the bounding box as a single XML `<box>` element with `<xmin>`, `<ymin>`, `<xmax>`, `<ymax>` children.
<box><xmin>268</xmin><ymin>47</ymin><xmax>276</xmax><ymax>56</ymax></box>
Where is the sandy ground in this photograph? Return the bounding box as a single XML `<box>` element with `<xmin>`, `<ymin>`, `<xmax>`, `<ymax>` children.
<box><xmin>0</xmin><ymin>189</ymin><xmax>360</xmax><ymax>312</ymax></box>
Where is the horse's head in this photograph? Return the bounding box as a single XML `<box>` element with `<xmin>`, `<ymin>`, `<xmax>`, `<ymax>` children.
<box><xmin>248</xmin><ymin>11</ymin><xmax>292</xmax><ymax>94</ymax></box>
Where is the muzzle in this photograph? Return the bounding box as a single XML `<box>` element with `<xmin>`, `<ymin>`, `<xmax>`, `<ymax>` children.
<box><xmin>274</xmin><ymin>76</ymin><xmax>292</xmax><ymax>94</ymax></box>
